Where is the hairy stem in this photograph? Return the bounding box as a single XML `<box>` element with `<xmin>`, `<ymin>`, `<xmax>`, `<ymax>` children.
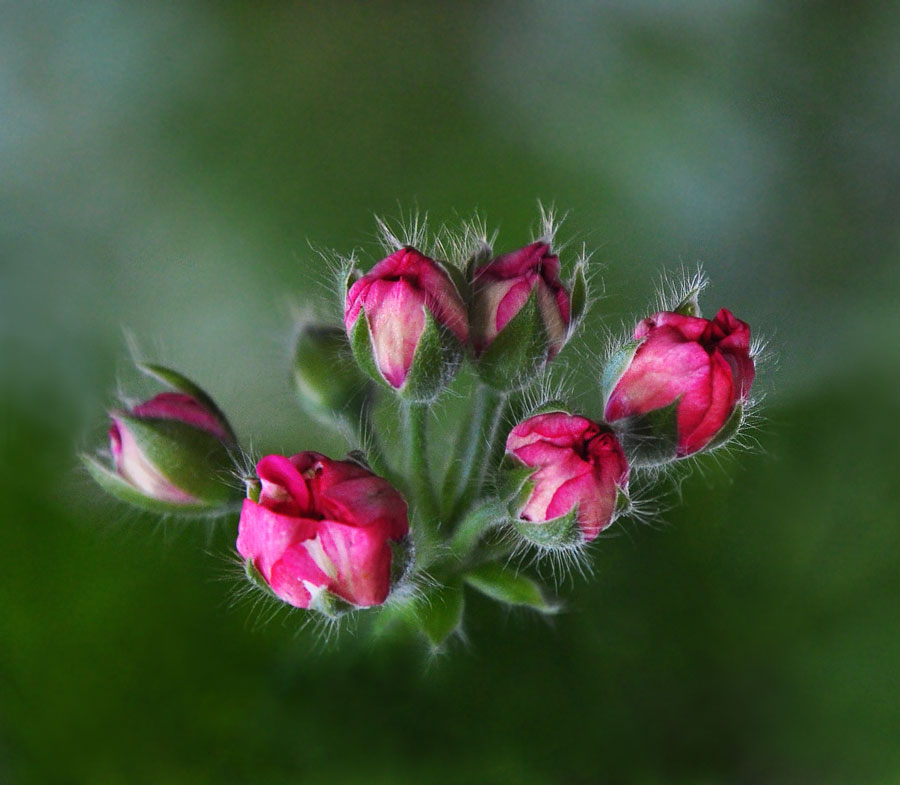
<box><xmin>406</xmin><ymin>401</ymin><xmax>440</xmax><ymax>531</ymax></box>
<box><xmin>448</xmin><ymin>388</ymin><xmax>506</xmax><ymax>522</ymax></box>
<box><xmin>440</xmin><ymin>383</ymin><xmax>491</xmax><ymax>518</ymax></box>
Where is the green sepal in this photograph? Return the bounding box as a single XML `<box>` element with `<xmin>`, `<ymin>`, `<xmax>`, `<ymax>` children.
<box><xmin>601</xmin><ymin>340</ymin><xmax>641</xmax><ymax>405</ymax></box>
<box><xmin>673</xmin><ymin>287</ymin><xmax>703</xmax><ymax>317</ymax></box>
<box><xmin>348</xmin><ymin>310</ymin><xmax>384</xmax><ymax>388</ymax></box>
<box><xmin>389</xmin><ymin>536</ymin><xmax>415</xmax><ymax>588</ymax></box>
<box><xmin>442</xmin><ymin>262</ymin><xmax>472</xmax><ymax>310</ymax></box>
<box><xmin>463</xmin><ymin>563</ymin><xmax>558</xmax><ymax>613</ymax></box>
<box><xmin>414</xmin><ymin>581</ymin><xmax>465</xmax><ymax>649</ymax></box>
<box><xmin>344</xmin><ymin>450</ymin><xmax>372</xmax><ymax>472</ymax></box>
<box><xmin>704</xmin><ymin>403</ymin><xmax>744</xmax><ymax>452</ymax></box>
<box><xmin>111</xmin><ymin>412</ymin><xmax>238</xmax><ymax>505</ymax></box>
<box><xmin>525</xmin><ymin>399</ymin><xmax>571</xmax><ymax>418</ymax></box>
<box><xmin>569</xmin><ymin>262</ymin><xmax>589</xmax><ymax>327</ymax></box>
<box><xmin>308</xmin><ymin>588</ymin><xmax>356</xmax><ymax>619</ymax></box>
<box><xmin>292</xmin><ymin>325</ymin><xmax>372</xmax><ymax>426</ymax></box>
<box><xmin>615</xmin><ymin>399</ymin><xmax>681</xmax><ymax>467</ymax></box>
<box><xmin>474</xmin><ymin>289</ymin><xmax>549</xmax><ymax>390</ymax></box>
<box><xmin>136</xmin><ymin>363</ymin><xmax>236</xmax><ymax>443</ymax></box>
<box><xmin>496</xmin><ymin>454</ymin><xmax>538</xmax><ymax>512</ymax></box>
<box><xmin>244</xmin><ymin>559</ymin><xmax>280</xmax><ymax>601</ymax></box>
<box><xmin>513</xmin><ymin>506</ymin><xmax>583</xmax><ymax>550</ymax></box>
<box><xmin>81</xmin><ymin>454</ymin><xmax>221</xmax><ymax>515</ymax></box>
<box><xmin>615</xmin><ymin>486</ymin><xmax>631</xmax><ymax>516</ymax></box>
<box><xmin>400</xmin><ymin>307</ymin><xmax>463</xmax><ymax>402</ymax></box>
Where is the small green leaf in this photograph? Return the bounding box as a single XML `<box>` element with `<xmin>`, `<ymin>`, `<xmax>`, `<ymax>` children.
<box><xmin>463</xmin><ymin>563</ymin><xmax>557</xmax><ymax>613</ymax></box>
<box><xmin>414</xmin><ymin>582</ymin><xmax>465</xmax><ymax>648</ymax></box>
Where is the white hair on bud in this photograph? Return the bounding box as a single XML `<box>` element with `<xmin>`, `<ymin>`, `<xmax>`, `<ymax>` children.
<box><xmin>374</xmin><ymin>205</ymin><xmax>429</xmax><ymax>253</ymax></box>
<box><xmin>534</xmin><ymin>200</ymin><xmax>570</xmax><ymax>251</ymax></box>
<box><xmin>433</xmin><ymin>212</ymin><xmax>498</xmax><ymax>270</ymax></box>
<box><xmin>654</xmin><ymin>264</ymin><xmax>709</xmax><ymax>314</ymax></box>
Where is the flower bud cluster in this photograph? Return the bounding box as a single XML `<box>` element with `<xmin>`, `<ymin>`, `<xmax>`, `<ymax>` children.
<box><xmin>83</xmin><ymin>211</ymin><xmax>762</xmax><ymax>645</ymax></box>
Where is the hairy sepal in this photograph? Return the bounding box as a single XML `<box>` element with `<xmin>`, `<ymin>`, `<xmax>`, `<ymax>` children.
<box><xmin>513</xmin><ymin>507</ymin><xmax>583</xmax><ymax>550</ymax></box>
<box><xmin>703</xmin><ymin>402</ymin><xmax>744</xmax><ymax>452</ymax></box>
<box><xmin>111</xmin><ymin>412</ymin><xmax>237</xmax><ymax>505</ymax></box>
<box><xmin>81</xmin><ymin>454</ymin><xmax>221</xmax><ymax>515</ymax></box>
<box><xmin>400</xmin><ymin>307</ymin><xmax>463</xmax><ymax>403</ymax></box>
<box><xmin>569</xmin><ymin>262</ymin><xmax>589</xmax><ymax>330</ymax></box>
<box><xmin>601</xmin><ymin>340</ymin><xmax>641</xmax><ymax>406</ymax></box>
<box><xmin>614</xmin><ymin>400</ymin><xmax>680</xmax><ymax>467</ymax></box>
<box><xmin>475</xmin><ymin>290</ymin><xmax>548</xmax><ymax>390</ymax></box>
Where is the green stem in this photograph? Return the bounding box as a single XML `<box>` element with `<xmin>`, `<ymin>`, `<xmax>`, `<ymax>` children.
<box><xmin>406</xmin><ymin>401</ymin><xmax>440</xmax><ymax>528</ymax></box>
<box><xmin>440</xmin><ymin>383</ymin><xmax>491</xmax><ymax>518</ymax></box>
<box><xmin>448</xmin><ymin>388</ymin><xmax>506</xmax><ymax>521</ymax></box>
<box><xmin>348</xmin><ymin>402</ymin><xmax>395</xmax><ymax>484</ymax></box>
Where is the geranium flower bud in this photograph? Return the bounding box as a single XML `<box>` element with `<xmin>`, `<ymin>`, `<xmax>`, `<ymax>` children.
<box><xmin>237</xmin><ymin>452</ymin><xmax>411</xmax><ymax>614</ymax></box>
<box><xmin>471</xmin><ymin>242</ymin><xmax>576</xmax><ymax>388</ymax></box>
<box><xmin>83</xmin><ymin>365</ymin><xmax>239</xmax><ymax>513</ymax></box>
<box><xmin>344</xmin><ymin>247</ymin><xmax>468</xmax><ymax>401</ymax></box>
<box><xmin>604</xmin><ymin>307</ymin><xmax>755</xmax><ymax>462</ymax></box>
<box><xmin>292</xmin><ymin>323</ymin><xmax>373</xmax><ymax>426</ymax></box>
<box><xmin>501</xmin><ymin>411</ymin><xmax>629</xmax><ymax>548</ymax></box>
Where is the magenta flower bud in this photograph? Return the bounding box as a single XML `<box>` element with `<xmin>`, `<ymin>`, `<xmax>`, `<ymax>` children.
<box><xmin>502</xmin><ymin>411</ymin><xmax>629</xmax><ymax>548</ymax></box>
<box><xmin>471</xmin><ymin>242</ymin><xmax>578</xmax><ymax>388</ymax></box>
<box><xmin>83</xmin><ymin>365</ymin><xmax>239</xmax><ymax>514</ymax></box>
<box><xmin>344</xmin><ymin>247</ymin><xmax>468</xmax><ymax>401</ymax></box>
<box><xmin>604</xmin><ymin>307</ymin><xmax>755</xmax><ymax>461</ymax></box>
<box><xmin>237</xmin><ymin>452</ymin><xmax>411</xmax><ymax>614</ymax></box>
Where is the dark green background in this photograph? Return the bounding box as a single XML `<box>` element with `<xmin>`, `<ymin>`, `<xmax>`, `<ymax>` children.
<box><xmin>3</xmin><ymin>2</ymin><xmax>899</xmax><ymax>783</ymax></box>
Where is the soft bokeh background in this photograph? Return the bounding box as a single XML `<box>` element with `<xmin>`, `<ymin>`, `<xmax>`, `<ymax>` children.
<box><xmin>3</xmin><ymin>2</ymin><xmax>899</xmax><ymax>783</ymax></box>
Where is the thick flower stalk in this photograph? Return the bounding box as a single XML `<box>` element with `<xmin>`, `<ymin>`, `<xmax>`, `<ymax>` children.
<box><xmin>238</xmin><ymin>452</ymin><xmax>410</xmax><ymax>615</ymax></box>
<box><xmin>604</xmin><ymin>305</ymin><xmax>755</xmax><ymax>462</ymax></box>
<box><xmin>344</xmin><ymin>247</ymin><xmax>469</xmax><ymax>401</ymax></box>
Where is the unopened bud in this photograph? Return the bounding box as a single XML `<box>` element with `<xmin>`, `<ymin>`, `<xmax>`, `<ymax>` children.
<box><xmin>83</xmin><ymin>365</ymin><xmax>239</xmax><ymax>514</ymax></box>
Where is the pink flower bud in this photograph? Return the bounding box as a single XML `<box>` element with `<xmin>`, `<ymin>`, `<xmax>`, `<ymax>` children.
<box><xmin>505</xmin><ymin>412</ymin><xmax>629</xmax><ymax>542</ymax></box>
<box><xmin>237</xmin><ymin>452</ymin><xmax>410</xmax><ymax>610</ymax></box>
<box><xmin>604</xmin><ymin>308</ymin><xmax>755</xmax><ymax>457</ymax></box>
<box><xmin>472</xmin><ymin>242</ymin><xmax>571</xmax><ymax>358</ymax></box>
<box><xmin>108</xmin><ymin>391</ymin><xmax>235</xmax><ymax>506</ymax></box>
<box><xmin>344</xmin><ymin>247</ymin><xmax>468</xmax><ymax>391</ymax></box>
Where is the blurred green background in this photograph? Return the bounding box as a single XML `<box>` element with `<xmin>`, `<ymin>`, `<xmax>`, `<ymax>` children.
<box><xmin>3</xmin><ymin>2</ymin><xmax>900</xmax><ymax>783</ymax></box>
